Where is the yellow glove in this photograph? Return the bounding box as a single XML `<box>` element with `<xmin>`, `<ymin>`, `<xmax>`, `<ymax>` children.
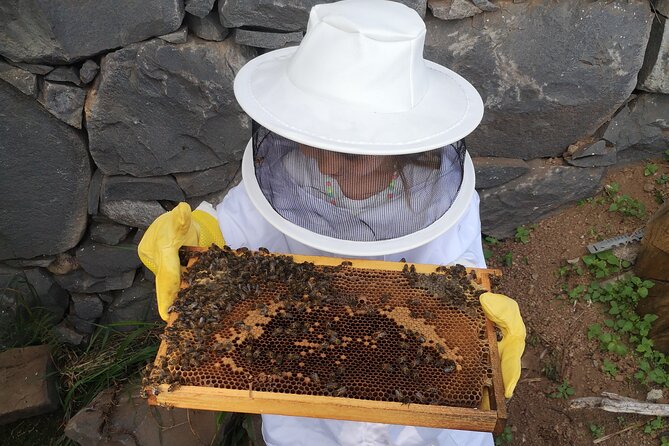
<box><xmin>138</xmin><ymin>202</ymin><xmax>225</xmax><ymax>321</ymax></box>
<box><xmin>480</xmin><ymin>292</ymin><xmax>526</xmax><ymax>398</ymax></box>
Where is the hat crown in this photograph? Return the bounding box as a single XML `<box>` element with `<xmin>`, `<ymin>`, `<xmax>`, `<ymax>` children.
<box><xmin>287</xmin><ymin>0</ymin><xmax>428</xmax><ymax>113</ymax></box>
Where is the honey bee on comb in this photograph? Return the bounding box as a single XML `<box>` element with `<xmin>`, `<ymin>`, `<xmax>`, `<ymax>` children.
<box><xmin>145</xmin><ymin>245</ymin><xmax>495</xmax><ymax>414</ymax></box>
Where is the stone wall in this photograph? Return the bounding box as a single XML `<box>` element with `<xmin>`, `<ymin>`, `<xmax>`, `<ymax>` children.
<box><xmin>1</xmin><ymin>0</ymin><xmax>668</xmax><ymax>340</ymax></box>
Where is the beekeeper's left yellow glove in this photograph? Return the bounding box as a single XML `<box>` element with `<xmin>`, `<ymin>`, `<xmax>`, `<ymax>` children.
<box><xmin>138</xmin><ymin>202</ymin><xmax>225</xmax><ymax>321</ymax></box>
<box><xmin>480</xmin><ymin>292</ymin><xmax>526</xmax><ymax>398</ymax></box>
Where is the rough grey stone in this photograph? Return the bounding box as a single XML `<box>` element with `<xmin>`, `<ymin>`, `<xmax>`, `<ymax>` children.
<box><xmin>88</xmin><ymin>169</ymin><xmax>103</xmax><ymax>215</ymax></box>
<box><xmin>101</xmin><ymin>175</ymin><xmax>185</xmax><ymax>202</ymax></box>
<box><xmin>86</xmin><ymin>37</ymin><xmax>255</xmax><ymax>177</ymax></box>
<box><xmin>99</xmin><ymin>200</ymin><xmax>166</xmax><ymax>229</ymax></box>
<box><xmin>0</xmin><ymin>266</ymin><xmax>34</xmax><ymax>341</ymax></box>
<box><xmin>0</xmin><ymin>60</ymin><xmax>37</xmax><ymax>96</ymax></box>
<box><xmin>174</xmin><ymin>163</ymin><xmax>240</xmax><ymax>197</ymax></box>
<box><xmin>89</xmin><ymin>221</ymin><xmax>131</xmax><ymax>246</ymax></box>
<box><xmin>565</xmin><ymin>140</ymin><xmax>617</xmax><ymax>168</ymax></box>
<box><xmin>158</xmin><ymin>26</ymin><xmax>189</xmax><ymax>44</ymax></box>
<box><xmin>0</xmin><ymin>81</ymin><xmax>89</xmax><ymax>260</ymax></box>
<box><xmin>23</xmin><ymin>268</ymin><xmax>69</xmax><ymax>322</ymax></box>
<box><xmin>647</xmin><ymin>389</ymin><xmax>664</xmax><ymax>402</ymax></box>
<box><xmin>188</xmin><ymin>7</ymin><xmax>230</xmax><ymax>41</ymax></box>
<box><xmin>0</xmin><ymin>0</ymin><xmax>185</xmax><ymax>64</ymax></box>
<box><xmin>638</xmin><ymin>15</ymin><xmax>669</xmax><ymax>94</ymax></box>
<box><xmin>75</xmin><ymin>241</ymin><xmax>141</xmax><ymax>278</ymax></box>
<box><xmin>428</xmin><ymin>0</ymin><xmax>481</xmax><ymax>20</ymax></box>
<box><xmin>37</xmin><ymin>80</ymin><xmax>86</xmax><ymax>128</ymax></box>
<box><xmin>186</xmin><ymin>0</ymin><xmax>216</xmax><ymax>17</ymax></box>
<box><xmin>480</xmin><ymin>161</ymin><xmax>605</xmax><ymax>238</ymax></box>
<box><xmin>603</xmin><ymin>93</ymin><xmax>669</xmax><ymax>163</ymax></box>
<box><xmin>65</xmin><ymin>386</ymin><xmax>220</xmax><ymax>446</ymax></box>
<box><xmin>471</xmin><ymin>0</ymin><xmax>498</xmax><ymax>12</ymax></box>
<box><xmin>51</xmin><ymin>321</ymin><xmax>84</xmax><ymax>346</ymax></box>
<box><xmin>101</xmin><ymin>278</ymin><xmax>159</xmax><ymax>329</ymax></box>
<box><xmin>67</xmin><ymin>314</ymin><xmax>96</xmax><ymax>334</ymax></box>
<box><xmin>12</xmin><ymin>62</ymin><xmax>53</xmax><ymax>75</ymax></box>
<box><xmin>3</xmin><ymin>256</ymin><xmax>55</xmax><ymax>268</ymax></box>
<box><xmin>79</xmin><ymin>60</ymin><xmax>99</xmax><ymax>84</ymax></box>
<box><xmin>71</xmin><ymin>294</ymin><xmax>104</xmax><ymax>320</ymax></box>
<box><xmin>220</xmin><ymin>0</ymin><xmax>426</xmax><ymax>31</ymax></box>
<box><xmin>656</xmin><ymin>0</ymin><xmax>669</xmax><ymax>16</ymax></box>
<box><xmin>53</xmin><ymin>269</ymin><xmax>136</xmax><ymax>294</ymax></box>
<box><xmin>234</xmin><ymin>29</ymin><xmax>303</xmax><ymax>49</ymax></box>
<box><xmin>0</xmin><ymin>345</ymin><xmax>59</xmax><ymax>425</ymax></box>
<box><xmin>424</xmin><ymin>1</ymin><xmax>654</xmax><ymax>158</ymax></box>
<box><xmin>45</xmin><ymin>66</ymin><xmax>82</xmax><ymax>86</ymax></box>
<box><xmin>473</xmin><ymin>157</ymin><xmax>529</xmax><ymax>189</ymax></box>
<box><xmin>185</xmin><ymin>167</ymin><xmax>242</xmax><ymax>209</ymax></box>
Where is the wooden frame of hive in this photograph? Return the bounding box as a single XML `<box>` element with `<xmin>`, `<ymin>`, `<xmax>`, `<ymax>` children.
<box><xmin>148</xmin><ymin>247</ymin><xmax>507</xmax><ymax>434</ymax></box>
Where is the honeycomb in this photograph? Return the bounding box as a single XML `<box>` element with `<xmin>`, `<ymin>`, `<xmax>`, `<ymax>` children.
<box><xmin>148</xmin><ymin>245</ymin><xmax>493</xmax><ymax>409</ymax></box>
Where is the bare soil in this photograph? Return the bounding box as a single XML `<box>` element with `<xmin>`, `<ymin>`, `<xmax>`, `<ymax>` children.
<box><xmin>486</xmin><ymin>158</ymin><xmax>669</xmax><ymax>445</ymax></box>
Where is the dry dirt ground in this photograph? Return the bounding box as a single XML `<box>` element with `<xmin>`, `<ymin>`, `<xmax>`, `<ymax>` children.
<box><xmin>486</xmin><ymin>157</ymin><xmax>669</xmax><ymax>446</ymax></box>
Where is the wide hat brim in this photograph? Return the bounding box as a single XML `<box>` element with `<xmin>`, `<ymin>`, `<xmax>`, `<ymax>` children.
<box><xmin>234</xmin><ymin>47</ymin><xmax>484</xmax><ymax>154</ymax></box>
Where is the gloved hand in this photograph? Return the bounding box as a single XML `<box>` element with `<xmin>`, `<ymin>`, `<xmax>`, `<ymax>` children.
<box><xmin>138</xmin><ymin>202</ymin><xmax>225</xmax><ymax>321</ymax></box>
<box><xmin>480</xmin><ymin>292</ymin><xmax>526</xmax><ymax>398</ymax></box>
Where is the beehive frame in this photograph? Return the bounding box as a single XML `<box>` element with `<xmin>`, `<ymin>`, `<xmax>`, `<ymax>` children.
<box><xmin>147</xmin><ymin>247</ymin><xmax>506</xmax><ymax>434</ymax></box>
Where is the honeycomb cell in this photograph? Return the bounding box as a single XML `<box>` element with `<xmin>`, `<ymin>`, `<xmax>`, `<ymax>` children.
<box><xmin>149</xmin><ymin>246</ymin><xmax>495</xmax><ymax>409</ymax></box>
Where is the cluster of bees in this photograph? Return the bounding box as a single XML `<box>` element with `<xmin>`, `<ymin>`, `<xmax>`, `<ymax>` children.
<box><xmin>143</xmin><ymin>245</ymin><xmax>489</xmax><ymax>408</ymax></box>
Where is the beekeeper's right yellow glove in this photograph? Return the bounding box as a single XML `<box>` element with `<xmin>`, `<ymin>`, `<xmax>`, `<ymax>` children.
<box><xmin>138</xmin><ymin>202</ymin><xmax>225</xmax><ymax>321</ymax></box>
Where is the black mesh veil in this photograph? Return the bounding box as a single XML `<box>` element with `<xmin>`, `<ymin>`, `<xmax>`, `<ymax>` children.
<box><xmin>251</xmin><ymin>121</ymin><xmax>467</xmax><ymax>242</ymax></box>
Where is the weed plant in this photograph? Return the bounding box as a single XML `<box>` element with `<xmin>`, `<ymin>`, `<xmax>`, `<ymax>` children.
<box><xmin>562</xmin><ymin>250</ymin><xmax>669</xmax><ymax>389</ymax></box>
<box><xmin>548</xmin><ymin>378</ymin><xmax>575</xmax><ymax>399</ymax></box>
<box><xmin>604</xmin><ymin>183</ymin><xmax>646</xmax><ymax>219</ymax></box>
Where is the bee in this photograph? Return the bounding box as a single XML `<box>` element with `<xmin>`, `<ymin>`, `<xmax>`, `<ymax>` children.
<box><xmin>334</xmin><ymin>386</ymin><xmax>347</xmax><ymax>397</ymax></box>
<box><xmin>168</xmin><ymin>382</ymin><xmax>181</xmax><ymax>392</ymax></box>
<box><xmin>310</xmin><ymin>373</ymin><xmax>321</xmax><ymax>384</ymax></box>
<box><xmin>258</xmin><ymin>247</ymin><xmax>270</xmax><ymax>254</ymax></box>
<box><xmin>340</xmin><ymin>261</ymin><xmax>353</xmax><ymax>267</ymax></box>
<box><xmin>414</xmin><ymin>391</ymin><xmax>427</xmax><ymax>404</ymax></box>
<box><xmin>442</xmin><ymin>360</ymin><xmax>456</xmax><ymax>374</ymax></box>
<box><xmin>381</xmin><ymin>363</ymin><xmax>394</xmax><ymax>373</ymax></box>
<box><xmin>380</xmin><ymin>293</ymin><xmax>390</xmax><ymax>304</ymax></box>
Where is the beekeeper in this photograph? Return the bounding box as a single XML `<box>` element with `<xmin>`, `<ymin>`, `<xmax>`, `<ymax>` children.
<box><xmin>139</xmin><ymin>0</ymin><xmax>526</xmax><ymax>445</ymax></box>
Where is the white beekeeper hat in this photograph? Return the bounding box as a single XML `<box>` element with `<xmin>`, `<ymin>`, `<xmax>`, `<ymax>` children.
<box><xmin>234</xmin><ymin>0</ymin><xmax>484</xmax><ymax>155</ymax></box>
<box><xmin>233</xmin><ymin>0</ymin><xmax>483</xmax><ymax>256</ymax></box>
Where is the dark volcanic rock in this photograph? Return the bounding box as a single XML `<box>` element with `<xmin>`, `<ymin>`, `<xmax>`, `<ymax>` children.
<box><xmin>220</xmin><ymin>0</ymin><xmax>426</xmax><ymax>31</ymax></box>
<box><xmin>99</xmin><ymin>200</ymin><xmax>166</xmax><ymax>229</ymax></box>
<box><xmin>234</xmin><ymin>29</ymin><xmax>303</xmax><ymax>49</ymax></box>
<box><xmin>45</xmin><ymin>66</ymin><xmax>82</xmax><ymax>86</ymax></box>
<box><xmin>88</xmin><ymin>169</ymin><xmax>103</xmax><ymax>215</ymax></box>
<box><xmin>101</xmin><ymin>175</ymin><xmax>185</xmax><ymax>202</ymax></box>
<box><xmin>480</xmin><ymin>161</ymin><xmax>605</xmax><ymax>238</ymax></box>
<box><xmin>0</xmin><ymin>60</ymin><xmax>37</xmax><ymax>96</ymax></box>
<box><xmin>71</xmin><ymin>294</ymin><xmax>104</xmax><ymax>321</ymax></box>
<box><xmin>565</xmin><ymin>140</ymin><xmax>617</xmax><ymax>168</ymax></box>
<box><xmin>0</xmin><ymin>80</ymin><xmax>89</xmax><ymax>260</ymax></box>
<box><xmin>473</xmin><ymin>157</ymin><xmax>529</xmax><ymax>189</ymax></box>
<box><xmin>428</xmin><ymin>0</ymin><xmax>481</xmax><ymax>20</ymax></box>
<box><xmin>0</xmin><ymin>0</ymin><xmax>185</xmax><ymax>64</ymax></box>
<box><xmin>158</xmin><ymin>26</ymin><xmax>189</xmax><ymax>44</ymax></box>
<box><xmin>174</xmin><ymin>163</ymin><xmax>240</xmax><ymax>197</ymax></box>
<box><xmin>86</xmin><ymin>37</ymin><xmax>255</xmax><ymax>177</ymax></box>
<box><xmin>424</xmin><ymin>0</ymin><xmax>653</xmax><ymax>159</ymax></box>
<box><xmin>75</xmin><ymin>241</ymin><xmax>141</xmax><ymax>277</ymax></box>
<box><xmin>101</xmin><ymin>278</ymin><xmax>159</xmax><ymax>330</ymax></box>
<box><xmin>637</xmin><ymin>14</ymin><xmax>669</xmax><ymax>93</ymax></box>
<box><xmin>604</xmin><ymin>93</ymin><xmax>669</xmax><ymax>163</ymax></box>
<box><xmin>186</xmin><ymin>0</ymin><xmax>216</xmax><ymax>17</ymax></box>
<box><xmin>89</xmin><ymin>221</ymin><xmax>132</xmax><ymax>246</ymax></box>
<box><xmin>38</xmin><ymin>80</ymin><xmax>86</xmax><ymax>128</ymax></box>
<box><xmin>53</xmin><ymin>269</ymin><xmax>136</xmax><ymax>294</ymax></box>
<box><xmin>79</xmin><ymin>60</ymin><xmax>99</xmax><ymax>84</ymax></box>
<box><xmin>22</xmin><ymin>268</ymin><xmax>69</xmax><ymax>322</ymax></box>
<box><xmin>187</xmin><ymin>7</ymin><xmax>229</xmax><ymax>41</ymax></box>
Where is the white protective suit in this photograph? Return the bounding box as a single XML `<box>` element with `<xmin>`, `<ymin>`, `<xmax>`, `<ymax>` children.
<box><xmin>210</xmin><ymin>181</ymin><xmax>494</xmax><ymax>446</ymax></box>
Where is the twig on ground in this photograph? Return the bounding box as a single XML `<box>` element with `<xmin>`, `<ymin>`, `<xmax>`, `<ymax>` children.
<box><xmin>570</xmin><ymin>392</ymin><xmax>669</xmax><ymax>416</ymax></box>
<box><xmin>592</xmin><ymin>420</ymin><xmax>645</xmax><ymax>444</ymax></box>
